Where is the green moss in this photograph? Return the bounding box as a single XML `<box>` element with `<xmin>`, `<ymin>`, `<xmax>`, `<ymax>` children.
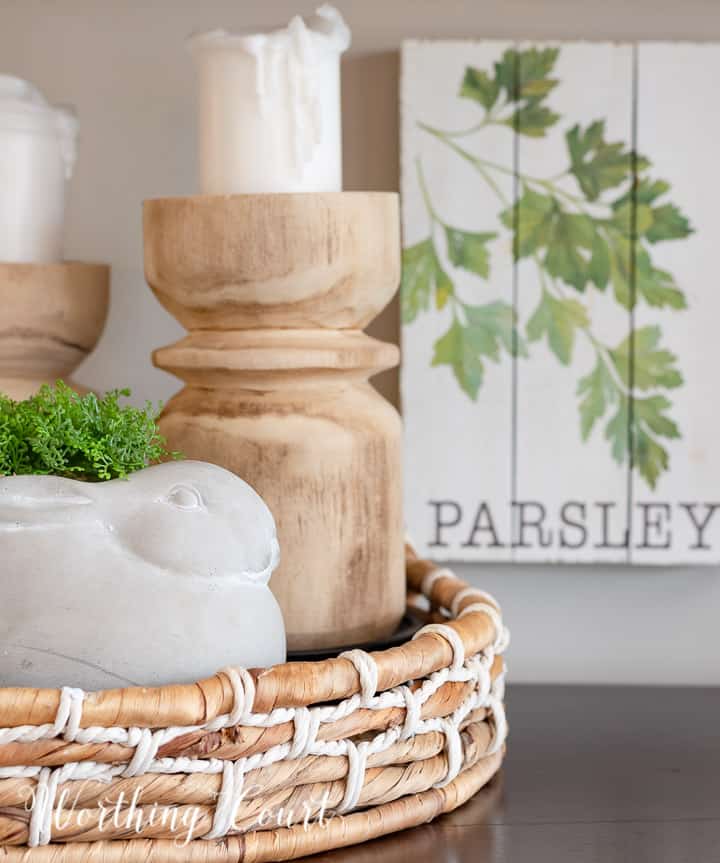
<box><xmin>0</xmin><ymin>381</ymin><xmax>180</xmax><ymax>481</ymax></box>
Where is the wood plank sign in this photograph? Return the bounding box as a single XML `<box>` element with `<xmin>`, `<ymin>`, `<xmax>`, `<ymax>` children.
<box><xmin>400</xmin><ymin>41</ymin><xmax>719</xmax><ymax>564</ymax></box>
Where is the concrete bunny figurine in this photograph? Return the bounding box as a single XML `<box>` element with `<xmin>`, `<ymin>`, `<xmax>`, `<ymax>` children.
<box><xmin>0</xmin><ymin>460</ymin><xmax>286</xmax><ymax>689</ymax></box>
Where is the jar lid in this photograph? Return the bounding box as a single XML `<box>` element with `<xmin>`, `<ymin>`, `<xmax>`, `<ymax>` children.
<box><xmin>0</xmin><ymin>75</ymin><xmax>78</xmax><ymax>179</ymax></box>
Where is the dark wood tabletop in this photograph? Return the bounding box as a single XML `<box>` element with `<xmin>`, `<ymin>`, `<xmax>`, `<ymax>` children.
<box><xmin>304</xmin><ymin>685</ymin><xmax>720</xmax><ymax>863</ymax></box>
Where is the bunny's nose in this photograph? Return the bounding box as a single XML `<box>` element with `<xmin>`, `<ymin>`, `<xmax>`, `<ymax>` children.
<box><xmin>270</xmin><ymin>536</ymin><xmax>281</xmax><ymax>569</ymax></box>
<box><xmin>245</xmin><ymin>537</ymin><xmax>280</xmax><ymax>583</ymax></box>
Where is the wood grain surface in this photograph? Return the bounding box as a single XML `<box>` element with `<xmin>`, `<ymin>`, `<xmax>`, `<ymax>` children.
<box><xmin>144</xmin><ymin>193</ymin><xmax>400</xmax><ymax>330</ymax></box>
<box><xmin>144</xmin><ymin>193</ymin><xmax>405</xmax><ymax>651</ymax></box>
<box><xmin>0</xmin><ymin>262</ymin><xmax>109</xmax><ymax>400</ymax></box>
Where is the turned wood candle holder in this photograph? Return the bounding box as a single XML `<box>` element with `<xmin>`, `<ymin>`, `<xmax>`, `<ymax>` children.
<box><xmin>144</xmin><ymin>193</ymin><xmax>404</xmax><ymax>651</ymax></box>
<box><xmin>0</xmin><ymin>262</ymin><xmax>109</xmax><ymax>400</ymax></box>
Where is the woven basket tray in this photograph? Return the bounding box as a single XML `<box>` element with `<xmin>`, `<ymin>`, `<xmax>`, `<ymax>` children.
<box><xmin>0</xmin><ymin>545</ymin><xmax>509</xmax><ymax>861</ymax></box>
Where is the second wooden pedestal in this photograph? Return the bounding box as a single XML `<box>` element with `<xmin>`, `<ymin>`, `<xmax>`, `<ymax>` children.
<box><xmin>0</xmin><ymin>262</ymin><xmax>109</xmax><ymax>400</ymax></box>
<box><xmin>144</xmin><ymin>193</ymin><xmax>405</xmax><ymax>651</ymax></box>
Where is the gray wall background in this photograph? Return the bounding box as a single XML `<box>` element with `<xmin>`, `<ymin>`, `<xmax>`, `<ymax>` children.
<box><xmin>2</xmin><ymin>0</ymin><xmax>719</xmax><ymax>684</ymax></box>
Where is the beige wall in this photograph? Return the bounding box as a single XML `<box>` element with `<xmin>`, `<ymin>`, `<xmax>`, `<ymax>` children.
<box><xmin>2</xmin><ymin>0</ymin><xmax>719</xmax><ymax>684</ymax></box>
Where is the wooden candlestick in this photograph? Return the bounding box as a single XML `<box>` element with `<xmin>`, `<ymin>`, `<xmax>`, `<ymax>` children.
<box><xmin>144</xmin><ymin>193</ymin><xmax>405</xmax><ymax>651</ymax></box>
<box><xmin>0</xmin><ymin>262</ymin><xmax>109</xmax><ymax>400</ymax></box>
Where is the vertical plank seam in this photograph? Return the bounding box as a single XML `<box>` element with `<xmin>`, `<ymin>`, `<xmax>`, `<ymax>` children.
<box><xmin>510</xmin><ymin>41</ymin><xmax>521</xmax><ymax>560</ymax></box>
<box><xmin>627</xmin><ymin>42</ymin><xmax>640</xmax><ymax>564</ymax></box>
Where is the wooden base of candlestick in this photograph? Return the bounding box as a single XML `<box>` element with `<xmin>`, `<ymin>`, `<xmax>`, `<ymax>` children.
<box><xmin>0</xmin><ymin>262</ymin><xmax>110</xmax><ymax>400</ymax></box>
<box><xmin>144</xmin><ymin>193</ymin><xmax>405</xmax><ymax>651</ymax></box>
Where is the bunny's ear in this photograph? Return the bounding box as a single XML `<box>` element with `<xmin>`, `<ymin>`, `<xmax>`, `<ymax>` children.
<box><xmin>0</xmin><ymin>476</ymin><xmax>94</xmax><ymax>529</ymax></box>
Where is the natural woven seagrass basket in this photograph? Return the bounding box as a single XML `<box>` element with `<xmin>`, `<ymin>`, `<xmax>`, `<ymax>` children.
<box><xmin>0</xmin><ymin>545</ymin><xmax>508</xmax><ymax>861</ymax></box>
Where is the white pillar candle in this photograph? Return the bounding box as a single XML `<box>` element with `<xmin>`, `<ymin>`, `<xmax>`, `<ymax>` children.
<box><xmin>0</xmin><ymin>77</ymin><xmax>77</xmax><ymax>263</ymax></box>
<box><xmin>189</xmin><ymin>4</ymin><xmax>350</xmax><ymax>194</ymax></box>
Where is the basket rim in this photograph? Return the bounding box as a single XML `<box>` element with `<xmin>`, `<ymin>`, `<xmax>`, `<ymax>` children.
<box><xmin>0</xmin><ymin>547</ymin><xmax>509</xmax><ymax>853</ymax></box>
<box><xmin>0</xmin><ymin>545</ymin><xmax>505</xmax><ymax>730</ymax></box>
<box><xmin>0</xmin><ymin>749</ymin><xmax>504</xmax><ymax>861</ymax></box>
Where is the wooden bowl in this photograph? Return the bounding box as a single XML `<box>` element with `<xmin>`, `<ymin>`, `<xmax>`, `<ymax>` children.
<box><xmin>0</xmin><ymin>261</ymin><xmax>109</xmax><ymax>400</ymax></box>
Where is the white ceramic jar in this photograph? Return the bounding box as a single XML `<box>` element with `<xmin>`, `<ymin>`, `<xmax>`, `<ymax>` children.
<box><xmin>189</xmin><ymin>4</ymin><xmax>350</xmax><ymax>194</ymax></box>
<box><xmin>0</xmin><ymin>76</ymin><xmax>78</xmax><ymax>263</ymax></box>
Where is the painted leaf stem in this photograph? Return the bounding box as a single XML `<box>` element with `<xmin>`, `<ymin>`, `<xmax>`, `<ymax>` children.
<box><xmin>403</xmin><ymin>46</ymin><xmax>693</xmax><ymax>489</ymax></box>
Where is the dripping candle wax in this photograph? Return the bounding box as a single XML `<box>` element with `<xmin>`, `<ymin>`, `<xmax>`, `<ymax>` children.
<box><xmin>189</xmin><ymin>5</ymin><xmax>350</xmax><ymax>194</ymax></box>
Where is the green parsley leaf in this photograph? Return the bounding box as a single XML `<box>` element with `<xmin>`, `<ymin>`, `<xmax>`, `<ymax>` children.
<box><xmin>504</xmin><ymin>102</ymin><xmax>560</xmax><ymax>137</ymax></box>
<box><xmin>526</xmin><ymin>291</ymin><xmax>589</xmax><ymax>365</ymax></box>
<box><xmin>610</xmin><ymin>326</ymin><xmax>683</xmax><ymax>391</ymax></box>
<box><xmin>607</xmin><ymin>229</ymin><xmax>633</xmax><ymax>308</ymax></box>
<box><xmin>459</xmin><ymin>67</ymin><xmax>500</xmax><ymax>110</ymax></box>
<box><xmin>645</xmin><ymin>203</ymin><xmax>693</xmax><ymax>243</ymax></box>
<box><xmin>634</xmin><ymin>429</ymin><xmax>669</xmax><ymax>490</ymax></box>
<box><xmin>577</xmin><ymin>356</ymin><xmax>618</xmax><ymax>440</ymax></box>
<box><xmin>503</xmin><ymin>187</ymin><xmax>593</xmax><ymax>290</ymax></box>
<box><xmin>566</xmin><ymin>121</ymin><xmax>632</xmax><ymax>201</ymax></box>
<box><xmin>633</xmin><ymin>395</ymin><xmax>681</xmax><ymax>488</ymax></box>
<box><xmin>605</xmin><ymin>395</ymin><xmax>630</xmax><ymax>465</ymax></box>
<box><xmin>635</xmin><ymin>248</ymin><xmax>687</xmax><ymax>309</ymax></box>
<box><xmin>493</xmin><ymin>46</ymin><xmax>559</xmax><ymax>104</ymax></box>
<box><xmin>544</xmin><ymin>211</ymin><xmax>595</xmax><ymax>291</ymax></box>
<box><xmin>432</xmin><ymin>318</ymin><xmax>486</xmax><ymax>399</ymax></box>
<box><xmin>635</xmin><ymin>394</ymin><xmax>681</xmax><ymax>440</ymax></box>
<box><xmin>432</xmin><ymin>302</ymin><xmax>522</xmax><ymax>399</ymax></box>
<box><xmin>465</xmin><ymin>301</ymin><xmax>527</xmax><ymax>359</ymax></box>
<box><xmin>588</xmin><ymin>232</ymin><xmax>611</xmax><ymax>290</ymax></box>
<box><xmin>401</xmin><ymin>239</ymin><xmax>455</xmax><ymax>323</ymax></box>
<box><xmin>501</xmin><ymin>185</ymin><xmax>554</xmax><ymax>258</ymax></box>
<box><xmin>611</xmin><ymin>176</ymin><xmax>693</xmax><ymax>243</ymax></box>
<box><xmin>604</xmin><ymin>393</ymin><xmax>680</xmax><ymax>488</ymax></box>
<box><xmin>401</xmin><ymin>239</ymin><xmax>434</xmax><ymax>323</ymax></box>
<box><xmin>444</xmin><ymin>227</ymin><xmax>496</xmax><ymax>278</ymax></box>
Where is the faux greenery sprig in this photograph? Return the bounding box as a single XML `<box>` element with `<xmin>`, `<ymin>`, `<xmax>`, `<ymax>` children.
<box><xmin>402</xmin><ymin>46</ymin><xmax>693</xmax><ymax>489</ymax></box>
<box><xmin>0</xmin><ymin>382</ymin><xmax>178</xmax><ymax>481</ymax></box>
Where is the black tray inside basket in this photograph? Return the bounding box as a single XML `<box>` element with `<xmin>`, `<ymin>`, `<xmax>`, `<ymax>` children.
<box><xmin>287</xmin><ymin>609</ymin><xmax>426</xmax><ymax>662</ymax></box>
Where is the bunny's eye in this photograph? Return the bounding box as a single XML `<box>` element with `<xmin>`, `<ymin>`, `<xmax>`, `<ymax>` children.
<box><xmin>165</xmin><ymin>485</ymin><xmax>204</xmax><ymax>511</ymax></box>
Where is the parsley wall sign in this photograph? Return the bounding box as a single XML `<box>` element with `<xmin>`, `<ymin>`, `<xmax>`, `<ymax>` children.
<box><xmin>401</xmin><ymin>41</ymin><xmax>718</xmax><ymax>563</ymax></box>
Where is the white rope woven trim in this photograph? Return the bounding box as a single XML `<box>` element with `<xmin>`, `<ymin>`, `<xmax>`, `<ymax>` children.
<box><xmin>421</xmin><ymin>567</ymin><xmax>459</xmax><ymax>600</ymax></box>
<box><xmin>204</xmin><ymin>758</ymin><xmax>248</xmax><ymax>839</ymax></box>
<box><xmin>450</xmin><ymin>586</ymin><xmax>502</xmax><ymax>617</ymax></box>
<box><xmin>14</xmin><ymin>659</ymin><xmax>507</xmax><ymax>844</ymax></box>
<box><xmin>459</xmin><ymin>602</ymin><xmax>511</xmax><ymax>654</ymax></box>
<box><xmin>2</xmin><ymin>573</ymin><xmax>507</xmax><ymax>845</ymax></box>
<box><xmin>414</xmin><ymin>623</ymin><xmax>466</xmax><ymax>671</ymax></box>
<box><xmin>339</xmin><ymin>649</ymin><xmax>379</xmax><ymax>705</ymax></box>
<box><xmin>338</xmin><ymin>739</ymin><xmax>370</xmax><ymax>813</ymax></box>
